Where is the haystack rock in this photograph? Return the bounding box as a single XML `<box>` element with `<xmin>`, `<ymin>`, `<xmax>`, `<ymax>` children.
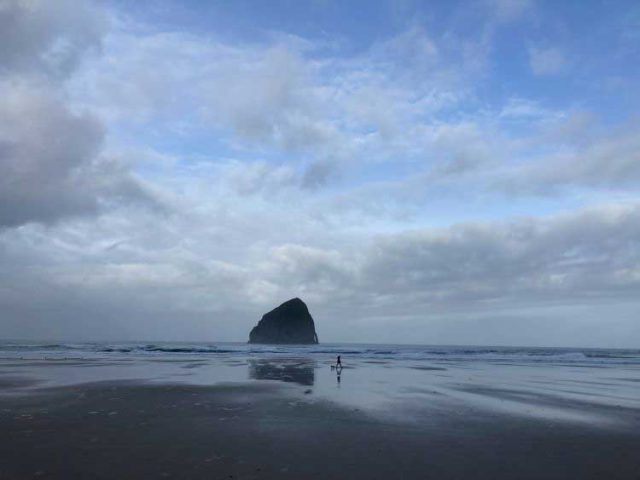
<box><xmin>249</xmin><ymin>298</ymin><xmax>319</xmax><ymax>344</ymax></box>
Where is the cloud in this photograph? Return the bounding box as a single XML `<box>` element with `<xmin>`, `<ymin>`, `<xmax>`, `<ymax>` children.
<box><xmin>368</xmin><ymin>25</ymin><xmax>439</xmax><ymax>73</ymax></box>
<box><xmin>0</xmin><ymin>81</ymin><xmax>156</xmax><ymax>228</ymax></box>
<box><xmin>70</xmin><ymin>21</ymin><xmax>478</xmax><ymax>170</ymax></box>
<box><xmin>260</xmin><ymin>244</ymin><xmax>353</xmax><ymax>299</ymax></box>
<box><xmin>301</xmin><ymin>159</ymin><xmax>337</xmax><ymax>190</ymax></box>
<box><xmin>1</xmin><ymin>0</ymin><xmax>639</xmax><ymax>347</ymax></box>
<box><xmin>364</xmin><ymin>204</ymin><xmax>640</xmax><ymax>304</ymax></box>
<box><xmin>66</xmin><ymin>24</ymin><xmax>441</xmax><ymax>205</ymax></box>
<box><xmin>528</xmin><ymin>46</ymin><xmax>568</xmax><ymax>76</ymax></box>
<box><xmin>495</xmin><ymin>120</ymin><xmax>640</xmax><ymax>194</ymax></box>
<box><xmin>204</xmin><ymin>46</ymin><xmax>334</xmax><ymax>151</ymax></box>
<box><xmin>499</xmin><ymin>97</ymin><xmax>556</xmax><ymax>120</ymax></box>
<box><xmin>3</xmin><ymin>201</ymin><xmax>638</xmax><ymax>343</ymax></box>
<box><xmin>0</xmin><ymin>0</ymin><xmax>105</xmax><ymax>78</ymax></box>
<box><xmin>0</xmin><ymin>1</ymin><xmax>157</xmax><ymax>228</ymax></box>
<box><xmin>219</xmin><ymin>160</ymin><xmax>297</xmax><ymax>196</ymax></box>
<box><xmin>487</xmin><ymin>0</ymin><xmax>533</xmax><ymax>23</ymax></box>
<box><xmin>0</xmin><ymin>82</ymin><xmax>101</xmax><ymax>226</ymax></box>
<box><xmin>73</xmin><ymin>32</ymin><xmax>340</xmax><ymax>153</ymax></box>
<box><xmin>64</xmin><ymin>15</ymin><xmax>635</xmax><ymax>209</ymax></box>
<box><xmin>260</xmin><ymin>202</ymin><xmax>640</xmax><ymax>316</ymax></box>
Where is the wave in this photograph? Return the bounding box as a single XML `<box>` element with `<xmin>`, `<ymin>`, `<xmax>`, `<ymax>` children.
<box><xmin>308</xmin><ymin>349</ymin><xmax>364</xmax><ymax>355</ymax></box>
<box><xmin>584</xmin><ymin>352</ymin><xmax>640</xmax><ymax>359</ymax></box>
<box><xmin>2</xmin><ymin>342</ymin><xmax>639</xmax><ymax>365</ymax></box>
<box><xmin>141</xmin><ymin>346</ymin><xmax>236</xmax><ymax>354</ymax></box>
<box><xmin>0</xmin><ymin>343</ymin><xmax>75</xmax><ymax>351</ymax></box>
<box><xmin>99</xmin><ymin>345</ymin><xmax>236</xmax><ymax>354</ymax></box>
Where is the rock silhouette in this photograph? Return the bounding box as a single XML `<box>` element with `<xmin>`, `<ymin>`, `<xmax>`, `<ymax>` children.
<box><xmin>249</xmin><ymin>298</ymin><xmax>319</xmax><ymax>344</ymax></box>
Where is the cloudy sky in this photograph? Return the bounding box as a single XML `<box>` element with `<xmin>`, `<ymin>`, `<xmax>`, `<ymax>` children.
<box><xmin>1</xmin><ymin>0</ymin><xmax>639</xmax><ymax>346</ymax></box>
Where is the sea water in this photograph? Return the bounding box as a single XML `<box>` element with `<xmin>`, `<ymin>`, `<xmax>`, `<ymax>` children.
<box><xmin>2</xmin><ymin>341</ymin><xmax>639</xmax><ymax>365</ymax></box>
<box><xmin>1</xmin><ymin>341</ymin><xmax>639</xmax><ymax>427</ymax></box>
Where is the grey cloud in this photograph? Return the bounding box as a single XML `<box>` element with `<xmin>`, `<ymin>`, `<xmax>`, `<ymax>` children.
<box><xmin>301</xmin><ymin>159</ymin><xmax>337</xmax><ymax>190</ymax></box>
<box><xmin>0</xmin><ymin>261</ymin><xmax>255</xmax><ymax>341</ymax></box>
<box><xmin>1</xmin><ymin>200</ymin><xmax>639</xmax><ymax>344</ymax></box>
<box><xmin>204</xmin><ymin>46</ymin><xmax>337</xmax><ymax>152</ymax></box>
<box><xmin>262</xmin><ymin>244</ymin><xmax>352</xmax><ymax>296</ymax></box>
<box><xmin>420</xmin><ymin>115</ymin><xmax>640</xmax><ymax>198</ymax></box>
<box><xmin>261</xmin><ymin>203</ymin><xmax>640</xmax><ymax>314</ymax></box>
<box><xmin>428</xmin><ymin>122</ymin><xmax>496</xmax><ymax>177</ymax></box>
<box><xmin>74</xmin><ymin>23</ymin><xmax>476</xmax><ymax>168</ymax></box>
<box><xmin>0</xmin><ymin>1</ymin><xmax>158</xmax><ymax>229</ymax></box>
<box><xmin>220</xmin><ymin>160</ymin><xmax>297</xmax><ymax>196</ymax></box>
<box><xmin>0</xmin><ymin>83</ymin><xmax>156</xmax><ymax>227</ymax></box>
<box><xmin>497</xmin><ymin>122</ymin><xmax>640</xmax><ymax>194</ymax></box>
<box><xmin>0</xmin><ymin>84</ymin><xmax>102</xmax><ymax>226</ymax></box>
<box><xmin>211</xmin><ymin>158</ymin><xmax>337</xmax><ymax>196</ymax></box>
<box><xmin>0</xmin><ymin>0</ymin><xmax>105</xmax><ymax>78</ymax></box>
<box><xmin>2</xmin><ymin>0</ymin><xmax>639</xmax><ymax>348</ymax></box>
<box><xmin>76</xmin><ymin>33</ymin><xmax>343</xmax><ymax>156</ymax></box>
<box><xmin>556</xmin><ymin>126</ymin><xmax>640</xmax><ymax>187</ymax></box>
<box><xmin>363</xmin><ymin>206</ymin><xmax>640</xmax><ymax>306</ymax></box>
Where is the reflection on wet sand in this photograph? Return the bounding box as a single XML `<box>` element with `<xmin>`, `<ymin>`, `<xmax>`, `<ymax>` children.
<box><xmin>248</xmin><ymin>359</ymin><xmax>315</xmax><ymax>386</ymax></box>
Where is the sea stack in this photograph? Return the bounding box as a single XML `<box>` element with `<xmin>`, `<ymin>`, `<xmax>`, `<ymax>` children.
<box><xmin>249</xmin><ymin>298</ymin><xmax>319</xmax><ymax>344</ymax></box>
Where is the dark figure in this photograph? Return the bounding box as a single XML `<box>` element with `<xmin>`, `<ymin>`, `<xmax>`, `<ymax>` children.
<box><xmin>337</xmin><ymin>355</ymin><xmax>342</xmax><ymax>367</ymax></box>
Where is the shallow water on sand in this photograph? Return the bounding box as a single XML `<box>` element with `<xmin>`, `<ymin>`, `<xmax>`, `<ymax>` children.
<box><xmin>1</xmin><ymin>342</ymin><xmax>639</xmax><ymax>429</ymax></box>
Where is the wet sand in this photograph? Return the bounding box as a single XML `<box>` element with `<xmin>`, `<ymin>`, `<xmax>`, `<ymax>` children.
<box><xmin>1</xmin><ymin>378</ymin><xmax>639</xmax><ymax>479</ymax></box>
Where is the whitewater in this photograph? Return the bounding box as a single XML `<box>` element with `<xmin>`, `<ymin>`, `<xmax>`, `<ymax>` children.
<box><xmin>1</xmin><ymin>341</ymin><xmax>639</xmax><ymax>365</ymax></box>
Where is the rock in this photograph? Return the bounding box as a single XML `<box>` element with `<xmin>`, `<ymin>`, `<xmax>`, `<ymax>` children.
<box><xmin>249</xmin><ymin>298</ymin><xmax>319</xmax><ymax>344</ymax></box>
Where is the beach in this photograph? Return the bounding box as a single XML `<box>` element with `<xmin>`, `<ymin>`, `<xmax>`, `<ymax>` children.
<box><xmin>3</xmin><ymin>0</ymin><xmax>640</xmax><ymax>476</ymax></box>
<box><xmin>1</xmin><ymin>343</ymin><xmax>639</xmax><ymax>479</ymax></box>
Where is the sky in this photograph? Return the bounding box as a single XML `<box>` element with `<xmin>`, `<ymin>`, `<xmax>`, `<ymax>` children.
<box><xmin>1</xmin><ymin>0</ymin><xmax>639</xmax><ymax>347</ymax></box>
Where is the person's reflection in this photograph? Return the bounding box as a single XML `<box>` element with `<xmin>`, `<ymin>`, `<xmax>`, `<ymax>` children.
<box><xmin>249</xmin><ymin>359</ymin><xmax>315</xmax><ymax>386</ymax></box>
<box><xmin>336</xmin><ymin>365</ymin><xmax>343</xmax><ymax>387</ymax></box>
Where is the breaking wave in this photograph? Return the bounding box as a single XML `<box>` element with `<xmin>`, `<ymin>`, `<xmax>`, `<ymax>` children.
<box><xmin>1</xmin><ymin>341</ymin><xmax>639</xmax><ymax>365</ymax></box>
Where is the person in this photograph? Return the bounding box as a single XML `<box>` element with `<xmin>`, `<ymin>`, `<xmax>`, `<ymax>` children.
<box><xmin>336</xmin><ymin>355</ymin><xmax>342</xmax><ymax>368</ymax></box>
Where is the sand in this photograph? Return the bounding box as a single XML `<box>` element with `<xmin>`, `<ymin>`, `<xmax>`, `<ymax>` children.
<box><xmin>1</xmin><ymin>378</ymin><xmax>639</xmax><ymax>479</ymax></box>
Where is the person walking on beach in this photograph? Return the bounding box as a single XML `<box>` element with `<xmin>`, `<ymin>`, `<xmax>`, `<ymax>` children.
<box><xmin>336</xmin><ymin>355</ymin><xmax>342</xmax><ymax>368</ymax></box>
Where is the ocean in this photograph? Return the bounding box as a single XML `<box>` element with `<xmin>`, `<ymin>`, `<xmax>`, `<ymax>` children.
<box><xmin>2</xmin><ymin>341</ymin><xmax>639</xmax><ymax>414</ymax></box>
<box><xmin>2</xmin><ymin>340</ymin><xmax>640</xmax><ymax>478</ymax></box>
<box><xmin>2</xmin><ymin>340</ymin><xmax>639</xmax><ymax>365</ymax></box>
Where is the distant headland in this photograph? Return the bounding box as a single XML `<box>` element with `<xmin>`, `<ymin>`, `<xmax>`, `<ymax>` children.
<box><xmin>248</xmin><ymin>298</ymin><xmax>319</xmax><ymax>344</ymax></box>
